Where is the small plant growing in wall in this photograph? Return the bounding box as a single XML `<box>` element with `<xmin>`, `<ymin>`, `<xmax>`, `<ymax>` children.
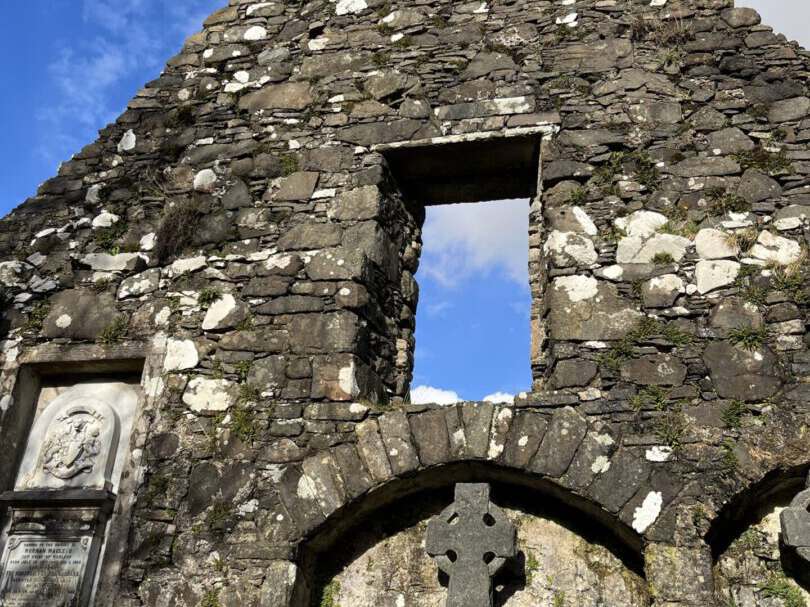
<box><xmin>727</xmin><ymin>326</ymin><xmax>768</xmax><ymax>352</ymax></box>
<box><xmin>720</xmin><ymin>439</ymin><xmax>738</xmax><ymax>472</ymax></box>
<box><xmin>198</xmin><ymin>287</ymin><xmax>222</xmax><ymax>308</ymax></box>
<box><xmin>98</xmin><ymin>315</ymin><xmax>129</xmax><ymax>344</ymax></box>
<box><xmin>155</xmin><ymin>198</ymin><xmax>202</xmax><ymax>262</ymax></box>
<box><xmin>721</xmin><ymin>400</ymin><xmax>747</xmax><ymax>429</ymax></box>
<box><xmin>23</xmin><ymin>301</ymin><xmax>50</xmax><ymax>333</ymax></box>
<box><xmin>319</xmin><ymin>580</ymin><xmax>341</xmax><ymax>607</ymax></box>
<box><xmin>93</xmin><ymin>220</ymin><xmax>128</xmax><ymax>254</ymax></box>
<box><xmin>760</xmin><ymin>574</ymin><xmax>807</xmax><ymax>607</ymax></box>
<box><xmin>199</xmin><ymin>588</ymin><xmax>221</xmax><ymax>607</ymax></box>
<box><xmin>655</xmin><ymin>406</ymin><xmax>688</xmax><ymax>451</ymax></box>
<box><xmin>525</xmin><ymin>549</ymin><xmax>540</xmax><ymax>584</ymax></box>
<box><xmin>651</xmin><ymin>252</ymin><xmax>675</xmax><ymax>265</ymax></box>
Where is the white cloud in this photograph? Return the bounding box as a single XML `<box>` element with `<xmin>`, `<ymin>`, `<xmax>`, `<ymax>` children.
<box><xmin>483</xmin><ymin>392</ymin><xmax>515</xmax><ymax>404</ymax></box>
<box><xmin>410</xmin><ymin>385</ymin><xmax>461</xmax><ymax>405</ymax></box>
<box><xmin>36</xmin><ymin>0</ymin><xmax>218</xmax><ymax>165</ymax></box>
<box><xmin>419</xmin><ymin>199</ymin><xmax>530</xmax><ymax>288</ymax></box>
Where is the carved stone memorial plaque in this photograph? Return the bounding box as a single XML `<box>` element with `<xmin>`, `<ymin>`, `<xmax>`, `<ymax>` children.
<box><xmin>0</xmin><ymin>381</ymin><xmax>140</xmax><ymax>606</ymax></box>
<box><xmin>0</xmin><ymin>536</ymin><xmax>92</xmax><ymax>606</ymax></box>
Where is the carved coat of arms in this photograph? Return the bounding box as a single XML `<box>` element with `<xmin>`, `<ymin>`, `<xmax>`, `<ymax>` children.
<box><xmin>40</xmin><ymin>410</ymin><xmax>103</xmax><ymax>481</ymax></box>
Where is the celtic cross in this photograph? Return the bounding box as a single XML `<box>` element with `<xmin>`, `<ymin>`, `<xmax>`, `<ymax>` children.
<box><xmin>425</xmin><ymin>483</ymin><xmax>516</xmax><ymax>607</ymax></box>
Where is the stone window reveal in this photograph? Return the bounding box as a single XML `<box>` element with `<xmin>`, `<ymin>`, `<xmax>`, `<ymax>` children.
<box><xmin>379</xmin><ymin>129</ymin><xmax>549</xmax><ymax>400</ymax></box>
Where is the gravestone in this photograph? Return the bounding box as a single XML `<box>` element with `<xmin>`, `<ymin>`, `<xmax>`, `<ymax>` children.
<box><xmin>425</xmin><ymin>483</ymin><xmax>516</xmax><ymax>607</ymax></box>
<box><xmin>0</xmin><ymin>382</ymin><xmax>138</xmax><ymax>606</ymax></box>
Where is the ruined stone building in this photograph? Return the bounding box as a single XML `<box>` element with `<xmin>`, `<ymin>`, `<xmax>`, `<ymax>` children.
<box><xmin>2</xmin><ymin>0</ymin><xmax>810</xmax><ymax>604</ymax></box>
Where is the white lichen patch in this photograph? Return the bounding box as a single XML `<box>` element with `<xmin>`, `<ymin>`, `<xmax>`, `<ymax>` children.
<box><xmin>632</xmin><ymin>491</ymin><xmax>663</xmax><ymax>533</ymax></box>
<box><xmin>645</xmin><ymin>446</ymin><xmax>673</xmax><ymax>462</ymax></box>
<box><xmin>182</xmin><ymin>377</ymin><xmax>234</xmax><ymax>413</ymax></box>
<box><xmin>553</xmin><ymin>275</ymin><xmax>599</xmax><ymax>302</ymax></box>
<box><xmin>545</xmin><ymin>231</ymin><xmax>598</xmax><ymax>267</ymax></box>
<box><xmin>591</xmin><ymin>455</ymin><xmax>611</xmax><ymax>474</ymax></box>
<box><xmin>55</xmin><ymin>314</ymin><xmax>72</xmax><ymax>329</ymax></box>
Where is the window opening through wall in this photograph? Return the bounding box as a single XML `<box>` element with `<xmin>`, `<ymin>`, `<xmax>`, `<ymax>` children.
<box><xmin>411</xmin><ymin>198</ymin><xmax>531</xmax><ymax>404</ymax></box>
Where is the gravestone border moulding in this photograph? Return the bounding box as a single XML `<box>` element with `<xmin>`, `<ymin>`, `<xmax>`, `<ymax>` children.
<box><xmin>0</xmin><ymin>339</ymin><xmax>166</xmax><ymax>605</ymax></box>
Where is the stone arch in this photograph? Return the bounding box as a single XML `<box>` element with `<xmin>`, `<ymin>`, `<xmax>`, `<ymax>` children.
<box><xmin>291</xmin><ymin>460</ymin><xmax>648</xmax><ymax>607</ymax></box>
<box><xmin>707</xmin><ymin>465</ymin><xmax>810</xmax><ymax>604</ymax></box>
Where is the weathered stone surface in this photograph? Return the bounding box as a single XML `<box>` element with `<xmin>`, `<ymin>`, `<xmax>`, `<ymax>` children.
<box><xmin>738</xmin><ymin>169</ymin><xmax>782</xmax><ymax>203</ymax></box>
<box><xmin>272</xmin><ymin>172</ymin><xmax>319</xmax><ymax>201</ymax></box>
<box><xmin>238</xmin><ymin>82</ymin><xmax>313</xmax><ymax>112</ymax></box>
<box><xmin>42</xmin><ymin>289</ymin><xmax>120</xmax><ymax>340</ymax></box>
<box><xmin>768</xmin><ymin>97</ymin><xmax>810</xmax><ymax>123</ymax></box>
<box><xmin>118</xmin><ymin>268</ymin><xmax>160</xmax><ymax>298</ymax></box>
<box><xmin>704</xmin><ymin>341</ymin><xmax>782</xmax><ymax>401</ymax></box>
<box><xmin>621</xmin><ymin>354</ymin><xmax>687</xmax><ymax>387</ymax></box>
<box><xmin>548</xmin><ymin>276</ymin><xmax>642</xmax><ymax>341</ymax></box>
<box><xmin>80</xmin><ymin>252</ymin><xmax>145</xmax><ymax>273</ymax></box>
<box><xmin>710</xmin><ymin>297</ymin><xmax>763</xmax><ymax>337</ymax></box>
<box><xmin>409</xmin><ymin>410</ymin><xmax>450</xmax><ymax>466</ymax></box>
<box><xmin>750</xmin><ymin>230</ymin><xmax>802</xmax><ymax>265</ymax></box>
<box><xmin>551</xmin><ymin>359</ymin><xmax>598</xmax><ymax>389</ymax></box>
<box><xmin>695</xmin><ymin>229</ymin><xmax>738</xmax><ymax>260</ymax></box>
<box><xmin>695</xmin><ymin>260</ymin><xmax>740</xmax><ymax>294</ymax></box>
<box><xmin>641</xmin><ymin>274</ymin><xmax>684</xmax><ymax>308</ymax></box>
<box><xmin>707</xmin><ymin>127</ymin><xmax>754</xmax><ymax>155</ymax></box>
<box><xmin>202</xmin><ymin>293</ymin><xmax>248</xmax><ymax>331</ymax></box>
<box><xmin>378</xmin><ymin>411</ymin><xmax>419</xmax><ymax>475</ymax></box>
<box><xmin>530</xmin><ymin>407</ymin><xmax>587</xmax><ymax>477</ymax></box>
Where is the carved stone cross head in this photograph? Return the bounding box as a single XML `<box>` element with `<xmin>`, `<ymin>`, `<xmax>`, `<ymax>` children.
<box><xmin>426</xmin><ymin>483</ymin><xmax>516</xmax><ymax>607</ymax></box>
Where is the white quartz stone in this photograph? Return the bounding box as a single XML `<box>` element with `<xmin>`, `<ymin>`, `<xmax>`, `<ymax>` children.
<box><xmin>80</xmin><ymin>252</ymin><xmax>143</xmax><ymax>272</ymax></box>
<box><xmin>140</xmin><ymin>232</ymin><xmax>156</xmax><ymax>251</ymax></box>
<box><xmin>117</xmin><ymin>129</ymin><xmax>136</xmax><ymax>153</ymax></box>
<box><xmin>243</xmin><ymin>25</ymin><xmax>267</xmax><ymax>40</ymax></box>
<box><xmin>164</xmin><ymin>338</ymin><xmax>199</xmax><ymax>372</ymax></box>
<box><xmin>170</xmin><ymin>256</ymin><xmax>207</xmax><ymax>276</ymax></box>
<box><xmin>695</xmin><ymin>260</ymin><xmax>740</xmax><ymax>294</ymax></box>
<box><xmin>632</xmin><ymin>491</ymin><xmax>663</xmax><ymax>533</ymax></box>
<box><xmin>617</xmin><ymin>233</ymin><xmax>691</xmax><ymax>264</ymax></box>
<box><xmin>193</xmin><ymin>168</ymin><xmax>218</xmax><ymax>192</ymax></box>
<box><xmin>695</xmin><ymin>228</ymin><xmax>739</xmax><ymax>260</ymax></box>
<box><xmin>335</xmin><ymin>0</ymin><xmax>367</xmax><ymax>15</ymax></box>
<box><xmin>615</xmin><ymin>210</ymin><xmax>668</xmax><ymax>238</ymax></box>
<box><xmin>750</xmin><ymin>230</ymin><xmax>802</xmax><ymax>266</ymax></box>
<box><xmin>202</xmin><ymin>294</ymin><xmax>246</xmax><ymax>331</ymax></box>
<box><xmin>91</xmin><ymin>211</ymin><xmax>120</xmax><ymax>229</ymax></box>
<box><xmin>572</xmin><ymin>206</ymin><xmax>598</xmax><ymax>236</ymax></box>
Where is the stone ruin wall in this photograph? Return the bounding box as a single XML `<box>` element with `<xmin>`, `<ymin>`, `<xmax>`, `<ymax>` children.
<box><xmin>0</xmin><ymin>0</ymin><xmax>810</xmax><ymax>605</ymax></box>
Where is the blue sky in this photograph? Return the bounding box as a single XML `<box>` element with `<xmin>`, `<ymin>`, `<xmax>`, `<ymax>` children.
<box><xmin>0</xmin><ymin>0</ymin><xmax>222</xmax><ymax>211</ymax></box>
<box><xmin>0</xmin><ymin>1</ymin><xmax>807</xmax><ymax>403</ymax></box>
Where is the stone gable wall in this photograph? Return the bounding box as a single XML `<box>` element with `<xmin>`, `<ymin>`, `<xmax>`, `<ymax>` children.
<box><xmin>1</xmin><ymin>0</ymin><xmax>810</xmax><ymax>605</ymax></box>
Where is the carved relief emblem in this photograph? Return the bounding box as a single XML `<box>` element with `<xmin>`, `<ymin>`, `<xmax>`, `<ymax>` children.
<box><xmin>40</xmin><ymin>408</ymin><xmax>104</xmax><ymax>481</ymax></box>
